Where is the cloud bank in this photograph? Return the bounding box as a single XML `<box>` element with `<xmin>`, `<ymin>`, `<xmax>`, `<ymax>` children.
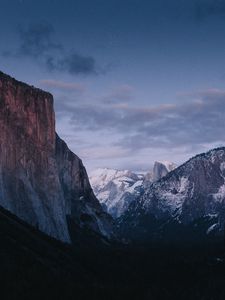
<box><xmin>56</xmin><ymin>88</ymin><xmax>225</xmax><ymax>153</ymax></box>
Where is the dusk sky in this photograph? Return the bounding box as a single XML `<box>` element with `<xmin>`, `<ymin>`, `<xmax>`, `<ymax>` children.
<box><xmin>1</xmin><ymin>0</ymin><xmax>225</xmax><ymax>171</ymax></box>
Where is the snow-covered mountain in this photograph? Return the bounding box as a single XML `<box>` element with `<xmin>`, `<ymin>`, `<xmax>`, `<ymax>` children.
<box><xmin>89</xmin><ymin>168</ymin><xmax>144</xmax><ymax>218</ymax></box>
<box><xmin>90</xmin><ymin>161</ymin><xmax>176</xmax><ymax>218</ymax></box>
<box><xmin>119</xmin><ymin>148</ymin><xmax>225</xmax><ymax>242</ymax></box>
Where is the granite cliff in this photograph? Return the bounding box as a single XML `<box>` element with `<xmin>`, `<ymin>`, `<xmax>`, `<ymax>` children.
<box><xmin>0</xmin><ymin>71</ymin><xmax>113</xmax><ymax>243</ymax></box>
<box><xmin>119</xmin><ymin>148</ymin><xmax>225</xmax><ymax>242</ymax></box>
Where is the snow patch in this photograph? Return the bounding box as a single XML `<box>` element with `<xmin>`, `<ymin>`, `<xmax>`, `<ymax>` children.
<box><xmin>153</xmin><ymin>176</ymin><xmax>190</xmax><ymax>216</ymax></box>
<box><xmin>213</xmin><ymin>162</ymin><xmax>225</xmax><ymax>202</ymax></box>
<box><xmin>206</xmin><ymin>223</ymin><xmax>218</xmax><ymax>235</ymax></box>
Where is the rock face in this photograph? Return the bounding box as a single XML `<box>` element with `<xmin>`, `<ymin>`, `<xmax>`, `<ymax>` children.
<box><xmin>0</xmin><ymin>71</ymin><xmax>113</xmax><ymax>243</ymax></box>
<box><xmin>119</xmin><ymin>148</ymin><xmax>225</xmax><ymax>242</ymax></box>
<box><xmin>152</xmin><ymin>161</ymin><xmax>176</xmax><ymax>182</ymax></box>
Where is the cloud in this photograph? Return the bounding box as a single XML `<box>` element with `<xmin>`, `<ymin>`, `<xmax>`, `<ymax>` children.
<box><xmin>80</xmin><ymin>145</ymin><xmax>130</xmax><ymax>160</ymax></box>
<box><xmin>102</xmin><ymin>84</ymin><xmax>134</xmax><ymax>104</ymax></box>
<box><xmin>57</xmin><ymin>88</ymin><xmax>225</xmax><ymax>153</ymax></box>
<box><xmin>18</xmin><ymin>23</ymin><xmax>62</xmax><ymax>57</ymax></box>
<box><xmin>5</xmin><ymin>22</ymin><xmax>99</xmax><ymax>76</ymax></box>
<box><xmin>46</xmin><ymin>53</ymin><xmax>97</xmax><ymax>75</ymax></box>
<box><xmin>195</xmin><ymin>0</ymin><xmax>225</xmax><ymax>19</ymax></box>
<box><xmin>39</xmin><ymin>79</ymin><xmax>85</xmax><ymax>92</ymax></box>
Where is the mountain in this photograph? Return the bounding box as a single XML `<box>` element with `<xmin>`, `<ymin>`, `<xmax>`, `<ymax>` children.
<box><xmin>89</xmin><ymin>161</ymin><xmax>176</xmax><ymax>218</ymax></box>
<box><xmin>119</xmin><ymin>148</ymin><xmax>225</xmax><ymax>243</ymax></box>
<box><xmin>0</xmin><ymin>71</ymin><xmax>113</xmax><ymax>243</ymax></box>
<box><xmin>152</xmin><ymin>161</ymin><xmax>177</xmax><ymax>181</ymax></box>
<box><xmin>89</xmin><ymin>168</ymin><xmax>144</xmax><ymax>218</ymax></box>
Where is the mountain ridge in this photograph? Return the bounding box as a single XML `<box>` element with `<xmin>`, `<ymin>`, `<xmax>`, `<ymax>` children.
<box><xmin>90</xmin><ymin>161</ymin><xmax>176</xmax><ymax>218</ymax></box>
<box><xmin>118</xmin><ymin>147</ymin><xmax>225</xmax><ymax>243</ymax></box>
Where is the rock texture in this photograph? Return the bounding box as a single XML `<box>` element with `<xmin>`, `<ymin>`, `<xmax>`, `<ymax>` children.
<box><xmin>119</xmin><ymin>148</ymin><xmax>225</xmax><ymax>242</ymax></box>
<box><xmin>152</xmin><ymin>161</ymin><xmax>176</xmax><ymax>182</ymax></box>
<box><xmin>0</xmin><ymin>71</ymin><xmax>113</xmax><ymax>243</ymax></box>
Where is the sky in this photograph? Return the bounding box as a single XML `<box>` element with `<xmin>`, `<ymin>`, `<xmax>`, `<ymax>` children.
<box><xmin>1</xmin><ymin>0</ymin><xmax>225</xmax><ymax>172</ymax></box>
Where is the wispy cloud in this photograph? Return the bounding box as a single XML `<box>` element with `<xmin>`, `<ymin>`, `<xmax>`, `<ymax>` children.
<box><xmin>39</xmin><ymin>79</ymin><xmax>85</xmax><ymax>92</ymax></box>
<box><xmin>56</xmin><ymin>88</ymin><xmax>225</xmax><ymax>153</ymax></box>
<box><xmin>102</xmin><ymin>84</ymin><xmax>135</xmax><ymax>104</ymax></box>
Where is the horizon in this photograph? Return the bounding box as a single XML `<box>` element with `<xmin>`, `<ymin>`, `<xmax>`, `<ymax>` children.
<box><xmin>1</xmin><ymin>0</ymin><xmax>225</xmax><ymax>172</ymax></box>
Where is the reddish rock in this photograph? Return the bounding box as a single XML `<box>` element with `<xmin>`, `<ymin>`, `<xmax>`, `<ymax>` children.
<box><xmin>0</xmin><ymin>71</ymin><xmax>113</xmax><ymax>242</ymax></box>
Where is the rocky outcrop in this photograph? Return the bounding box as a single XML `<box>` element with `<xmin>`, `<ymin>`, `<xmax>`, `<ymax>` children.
<box><xmin>152</xmin><ymin>161</ymin><xmax>176</xmax><ymax>182</ymax></box>
<box><xmin>0</xmin><ymin>71</ymin><xmax>113</xmax><ymax>243</ymax></box>
<box><xmin>119</xmin><ymin>148</ymin><xmax>225</xmax><ymax>242</ymax></box>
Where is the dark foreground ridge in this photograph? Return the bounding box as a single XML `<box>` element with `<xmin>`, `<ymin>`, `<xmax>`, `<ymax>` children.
<box><xmin>0</xmin><ymin>204</ymin><xmax>225</xmax><ymax>299</ymax></box>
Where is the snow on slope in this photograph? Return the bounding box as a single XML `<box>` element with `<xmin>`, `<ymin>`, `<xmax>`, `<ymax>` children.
<box><xmin>89</xmin><ymin>168</ymin><xmax>144</xmax><ymax>218</ymax></box>
<box><xmin>119</xmin><ymin>147</ymin><xmax>225</xmax><ymax>241</ymax></box>
<box><xmin>89</xmin><ymin>161</ymin><xmax>176</xmax><ymax>218</ymax></box>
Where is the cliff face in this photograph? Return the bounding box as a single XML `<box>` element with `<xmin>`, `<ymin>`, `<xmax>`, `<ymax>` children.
<box><xmin>55</xmin><ymin>135</ymin><xmax>113</xmax><ymax>239</ymax></box>
<box><xmin>152</xmin><ymin>161</ymin><xmax>176</xmax><ymax>182</ymax></box>
<box><xmin>119</xmin><ymin>148</ymin><xmax>225</xmax><ymax>242</ymax></box>
<box><xmin>0</xmin><ymin>71</ymin><xmax>113</xmax><ymax>243</ymax></box>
